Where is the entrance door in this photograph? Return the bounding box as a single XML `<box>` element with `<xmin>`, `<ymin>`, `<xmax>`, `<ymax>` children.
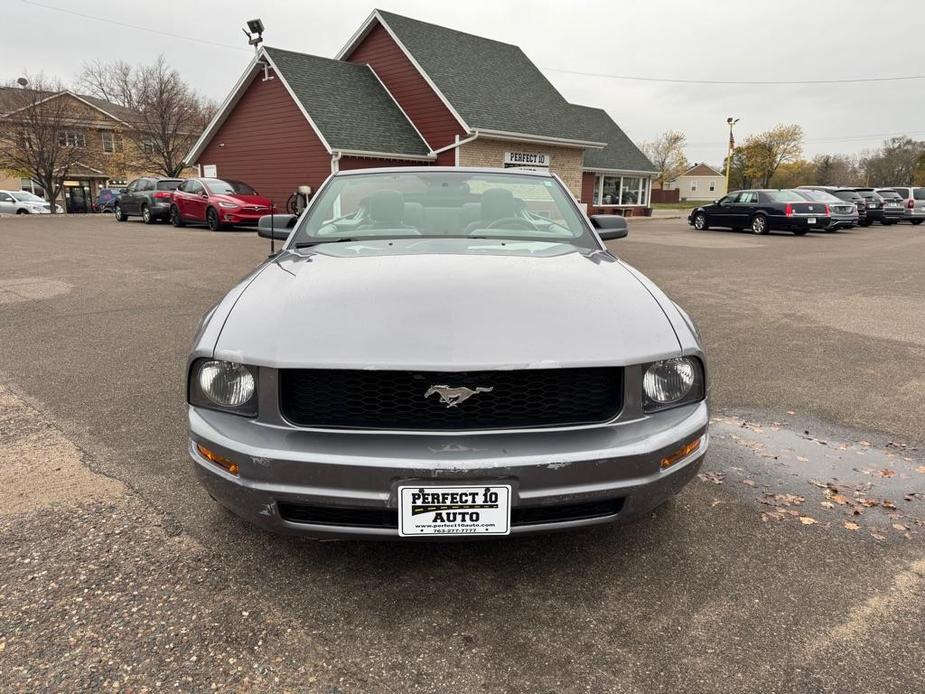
<box><xmin>64</xmin><ymin>183</ymin><xmax>91</xmax><ymax>213</ymax></box>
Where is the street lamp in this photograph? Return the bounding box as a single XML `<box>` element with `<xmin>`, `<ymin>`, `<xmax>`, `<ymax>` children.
<box><xmin>724</xmin><ymin>117</ymin><xmax>739</xmax><ymax>193</ymax></box>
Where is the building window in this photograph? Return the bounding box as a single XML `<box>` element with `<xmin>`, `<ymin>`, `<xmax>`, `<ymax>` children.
<box><xmin>600</xmin><ymin>176</ymin><xmax>621</xmax><ymax>205</ymax></box>
<box><xmin>709</xmin><ymin>181</ymin><xmax>715</xmax><ymax>192</ymax></box>
<box><xmin>102</xmin><ymin>131</ymin><xmax>124</xmax><ymax>153</ymax></box>
<box><xmin>593</xmin><ymin>174</ymin><xmax>651</xmax><ymax>206</ymax></box>
<box><xmin>691</xmin><ymin>182</ymin><xmax>697</xmax><ymax>192</ymax></box>
<box><xmin>141</xmin><ymin>139</ymin><xmax>156</xmax><ymax>154</ymax></box>
<box><xmin>620</xmin><ymin>176</ymin><xmax>640</xmax><ymax>205</ymax></box>
<box><xmin>58</xmin><ymin>131</ymin><xmax>86</xmax><ymax>147</ymax></box>
<box><xmin>20</xmin><ymin>178</ymin><xmax>45</xmax><ymax>197</ymax></box>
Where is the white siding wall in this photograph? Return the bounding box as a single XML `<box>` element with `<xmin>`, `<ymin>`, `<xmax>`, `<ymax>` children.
<box><xmin>668</xmin><ymin>175</ymin><xmax>727</xmax><ymax>201</ymax></box>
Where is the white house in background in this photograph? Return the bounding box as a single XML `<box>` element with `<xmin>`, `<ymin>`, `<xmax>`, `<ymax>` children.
<box><xmin>667</xmin><ymin>163</ymin><xmax>727</xmax><ymax>201</ymax></box>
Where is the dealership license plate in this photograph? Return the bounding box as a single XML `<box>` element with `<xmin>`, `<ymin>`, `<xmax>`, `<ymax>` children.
<box><xmin>807</xmin><ymin>217</ymin><xmax>816</xmax><ymax>224</ymax></box>
<box><xmin>398</xmin><ymin>485</ymin><xmax>511</xmax><ymax>536</ymax></box>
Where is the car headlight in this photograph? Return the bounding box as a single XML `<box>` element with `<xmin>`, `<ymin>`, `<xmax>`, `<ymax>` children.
<box><xmin>188</xmin><ymin>359</ymin><xmax>257</xmax><ymax>416</ymax></box>
<box><xmin>218</xmin><ymin>201</ymin><xmax>238</xmax><ymax>209</ymax></box>
<box><xmin>642</xmin><ymin>357</ymin><xmax>705</xmax><ymax>412</ymax></box>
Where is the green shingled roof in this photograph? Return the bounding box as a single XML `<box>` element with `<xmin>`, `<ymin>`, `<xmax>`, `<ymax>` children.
<box><xmin>376</xmin><ymin>10</ymin><xmax>599</xmax><ymax>144</ymax></box>
<box><xmin>264</xmin><ymin>47</ymin><xmax>430</xmax><ymax>157</ymax></box>
<box><xmin>569</xmin><ymin>105</ymin><xmax>657</xmax><ymax>173</ymax></box>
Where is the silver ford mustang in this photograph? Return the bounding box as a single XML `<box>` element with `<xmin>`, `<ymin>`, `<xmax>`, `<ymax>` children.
<box><xmin>187</xmin><ymin>167</ymin><xmax>708</xmax><ymax>539</ymax></box>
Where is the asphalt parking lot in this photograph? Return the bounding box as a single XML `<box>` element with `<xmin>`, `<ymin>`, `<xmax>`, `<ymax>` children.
<box><xmin>1</xmin><ymin>214</ymin><xmax>923</xmax><ymax>692</ymax></box>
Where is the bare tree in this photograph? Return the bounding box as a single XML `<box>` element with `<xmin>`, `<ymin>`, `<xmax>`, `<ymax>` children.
<box><xmin>740</xmin><ymin>124</ymin><xmax>804</xmax><ymax>188</ymax></box>
<box><xmin>859</xmin><ymin>137</ymin><xmax>924</xmax><ymax>186</ymax></box>
<box><xmin>642</xmin><ymin>130</ymin><xmax>689</xmax><ymax>189</ymax></box>
<box><xmin>78</xmin><ymin>56</ymin><xmax>214</xmax><ymax>177</ymax></box>
<box><xmin>0</xmin><ymin>75</ymin><xmax>90</xmax><ymax>213</ymax></box>
<box><xmin>813</xmin><ymin>154</ymin><xmax>860</xmax><ymax>186</ymax></box>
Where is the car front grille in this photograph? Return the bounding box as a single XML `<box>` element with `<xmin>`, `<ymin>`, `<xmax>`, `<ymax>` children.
<box><xmin>277</xmin><ymin>498</ymin><xmax>625</xmax><ymax>528</ymax></box>
<box><xmin>278</xmin><ymin>367</ymin><xmax>623</xmax><ymax>430</ymax></box>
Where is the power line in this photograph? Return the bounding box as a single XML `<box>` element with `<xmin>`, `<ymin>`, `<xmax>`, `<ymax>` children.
<box><xmin>541</xmin><ymin>66</ymin><xmax>925</xmax><ymax>86</ymax></box>
<box><xmin>20</xmin><ymin>0</ymin><xmax>250</xmax><ymax>53</ymax></box>
<box><xmin>21</xmin><ymin>0</ymin><xmax>925</xmax><ymax>87</ymax></box>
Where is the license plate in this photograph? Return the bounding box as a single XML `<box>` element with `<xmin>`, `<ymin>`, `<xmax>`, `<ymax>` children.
<box><xmin>807</xmin><ymin>217</ymin><xmax>816</xmax><ymax>224</ymax></box>
<box><xmin>398</xmin><ymin>485</ymin><xmax>511</xmax><ymax>536</ymax></box>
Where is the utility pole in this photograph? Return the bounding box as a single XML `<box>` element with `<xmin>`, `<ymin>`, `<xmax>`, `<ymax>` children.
<box><xmin>724</xmin><ymin>117</ymin><xmax>739</xmax><ymax>193</ymax></box>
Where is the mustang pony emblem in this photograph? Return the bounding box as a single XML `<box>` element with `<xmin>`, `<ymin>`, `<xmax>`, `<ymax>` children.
<box><xmin>424</xmin><ymin>385</ymin><xmax>494</xmax><ymax>408</ymax></box>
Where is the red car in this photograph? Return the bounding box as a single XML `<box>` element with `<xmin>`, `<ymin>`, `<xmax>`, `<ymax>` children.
<box><xmin>170</xmin><ymin>178</ymin><xmax>274</xmax><ymax>231</ymax></box>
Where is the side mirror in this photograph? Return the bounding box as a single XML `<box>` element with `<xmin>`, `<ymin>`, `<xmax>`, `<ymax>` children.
<box><xmin>257</xmin><ymin>214</ymin><xmax>296</xmax><ymax>239</ymax></box>
<box><xmin>589</xmin><ymin>214</ymin><xmax>628</xmax><ymax>241</ymax></box>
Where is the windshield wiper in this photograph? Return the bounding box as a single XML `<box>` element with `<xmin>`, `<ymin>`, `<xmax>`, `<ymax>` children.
<box><xmin>293</xmin><ymin>238</ymin><xmax>357</xmax><ymax>248</ymax></box>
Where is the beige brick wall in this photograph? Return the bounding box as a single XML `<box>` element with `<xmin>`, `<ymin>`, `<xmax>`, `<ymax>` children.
<box><xmin>457</xmin><ymin>138</ymin><xmax>584</xmax><ymax>198</ymax></box>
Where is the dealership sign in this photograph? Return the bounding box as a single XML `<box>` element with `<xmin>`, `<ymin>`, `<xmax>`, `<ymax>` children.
<box><xmin>503</xmin><ymin>151</ymin><xmax>551</xmax><ymax>169</ymax></box>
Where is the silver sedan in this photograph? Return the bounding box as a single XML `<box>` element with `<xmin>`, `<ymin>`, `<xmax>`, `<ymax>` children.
<box><xmin>0</xmin><ymin>190</ymin><xmax>63</xmax><ymax>214</ymax></box>
<box><xmin>187</xmin><ymin>167</ymin><xmax>708</xmax><ymax>539</ymax></box>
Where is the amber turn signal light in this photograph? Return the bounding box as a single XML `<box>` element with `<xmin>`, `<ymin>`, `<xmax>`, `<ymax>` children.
<box><xmin>196</xmin><ymin>443</ymin><xmax>239</xmax><ymax>476</ymax></box>
<box><xmin>660</xmin><ymin>437</ymin><xmax>702</xmax><ymax>470</ymax></box>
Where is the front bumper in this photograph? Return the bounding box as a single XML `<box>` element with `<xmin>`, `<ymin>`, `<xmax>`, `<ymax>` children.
<box><xmin>189</xmin><ymin>400</ymin><xmax>709</xmax><ymax>539</ymax></box>
<box><xmin>220</xmin><ymin>211</ymin><xmax>268</xmax><ymax>226</ymax></box>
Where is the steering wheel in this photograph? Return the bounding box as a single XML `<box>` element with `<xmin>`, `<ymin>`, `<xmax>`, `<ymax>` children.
<box><xmin>485</xmin><ymin>217</ymin><xmax>536</xmax><ymax>231</ymax></box>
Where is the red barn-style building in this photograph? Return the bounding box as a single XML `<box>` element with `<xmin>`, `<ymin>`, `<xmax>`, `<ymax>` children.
<box><xmin>186</xmin><ymin>9</ymin><xmax>657</xmax><ymax>215</ymax></box>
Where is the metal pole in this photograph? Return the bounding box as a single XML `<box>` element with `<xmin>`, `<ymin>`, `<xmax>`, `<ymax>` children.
<box><xmin>724</xmin><ymin>118</ymin><xmax>738</xmax><ymax>194</ymax></box>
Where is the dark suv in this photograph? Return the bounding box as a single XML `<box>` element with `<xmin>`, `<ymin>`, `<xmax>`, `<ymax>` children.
<box><xmin>846</xmin><ymin>188</ymin><xmax>886</xmax><ymax>226</ymax></box>
<box><xmin>874</xmin><ymin>189</ymin><xmax>905</xmax><ymax>225</ymax></box>
<box><xmin>797</xmin><ymin>186</ymin><xmax>868</xmax><ymax>226</ymax></box>
<box><xmin>114</xmin><ymin>177</ymin><xmax>184</xmax><ymax>224</ymax></box>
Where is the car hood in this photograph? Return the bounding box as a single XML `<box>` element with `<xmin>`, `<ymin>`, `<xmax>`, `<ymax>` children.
<box><xmin>217</xmin><ymin>193</ymin><xmax>271</xmax><ymax>206</ymax></box>
<box><xmin>213</xmin><ymin>239</ymin><xmax>681</xmax><ymax>370</ymax></box>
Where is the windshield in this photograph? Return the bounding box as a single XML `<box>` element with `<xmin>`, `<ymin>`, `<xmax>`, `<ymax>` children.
<box><xmin>12</xmin><ymin>191</ymin><xmax>44</xmax><ymax>202</ymax></box>
<box><xmin>291</xmin><ymin>171</ymin><xmax>596</xmax><ymax>249</ymax></box>
<box><xmin>798</xmin><ymin>190</ymin><xmax>840</xmax><ymax>203</ymax></box>
<box><xmin>767</xmin><ymin>190</ymin><xmax>805</xmax><ymax>202</ymax></box>
<box><xmin>202</xmin><ymin>178</ymin><xmax>257</xmax><ymax>195</ymax></box>
<box><xmin>877</xmin><ymin>191</ymin><xmax>901</xmax><ymax>200</ymax></box>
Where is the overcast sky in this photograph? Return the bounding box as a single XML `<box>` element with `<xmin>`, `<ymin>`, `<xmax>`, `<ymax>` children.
<box><xmin>5</xmin><ymin>0</ymin><xmax>925</xmax><ymax>165</ymax></box>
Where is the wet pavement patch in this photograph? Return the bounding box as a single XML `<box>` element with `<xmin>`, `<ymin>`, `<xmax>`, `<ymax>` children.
<box><xmin>703</xmin><ymin>413</ymin><xmax>924</xmax><ymax>541</ymax></box>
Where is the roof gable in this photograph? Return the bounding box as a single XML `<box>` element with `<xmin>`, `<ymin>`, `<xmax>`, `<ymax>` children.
<box><xmin>679</xmin><ymin>163</ymin><xmax>724</xmax><ymax>177</ymax></box>
<box><xmin>0</xmin><ymin>87</ymin><xmax>137</xmax><ymax>126</ymax></box>
<box><xmin>186</xmin><ymin>48</ymin><xmax>432</xmax><ymax>164</ymax></box>
<box><xmin>341</xmin><ymin>10</ymin><xmax>602</xmax><ymax>146</ymax></box>
<box><xmin>569</xmin><ymin>105</ymin><xmax>656</xmax><ymax>173</ymax></box>
<box><xmin>264</xmin><ymin>47</ymin><xmax>430</xmax><ymax>157</ymax></box>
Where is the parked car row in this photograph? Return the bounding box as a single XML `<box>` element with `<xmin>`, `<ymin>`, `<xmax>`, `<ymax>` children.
<box><xmin>688</xmin><ymin>186</ymin><xmax>925</xmax><ymax>235</ymax></box>
<box><xmin>0</xmin><ymin>189</ymin><xmax>64</xmax><ymax>214</ymax></box>
<box><xmin>112</xmin><ymin>176</ymin><xmax>274</xmax><ymax>231</ymax></box>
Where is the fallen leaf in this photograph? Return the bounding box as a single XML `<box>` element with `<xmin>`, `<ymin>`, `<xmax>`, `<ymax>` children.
<box><xmin>870</xmin><ymin>532</ymin><xmax>886</xmax><ymax>541</ymax></box>
<box><xmin>799</xmin><ymin>516</ymin><xmax>817</xmax><ymax>525</ymax></box>
<box><xmin>796</xmin><ymin>456</ymin><xmax>809</xmax><ymax>463</ymax></box>
<box><xmin>882</xmin><ymin>501</ymin><xmax>897</xmax><ymax>510</ymax></box>
<box><xmin>742</xmin><ymin>479</ymin><xmax>756</xmax><ymax>487</ymax></box>
<box><xmin>844</xmin><ymin>521</ymin><xmax>860</xmax><ymax>531</ymax></box>
<box><xmin>710</xmin><ymin>499</ymin><xmax>722</xmax><ymax>508</ymax></box>
<box><xmin>859</xmin><ymin>440</ymin><xmax>871</xmax><ymax>447</ymax></box>
<box><xmin>879</xmin><ymin>469</ymin><xmax>896</xmax><ymax>478</ymax></box>
<box><xmin>698</xmin><ymin>471</ymin><xmax>725</xmax><ymax>485</ymax></box>
<box><xmin>892</xmin><ymin>523</ymin><xmax>908</xmax><ymax>532</ymax></box>
<box><xmin>916</xmin><ymin>466</ymin><xmax>925</xmax><ymax>474</ymax></box>
<box><xmin>786</xmin><ymin>410</ymin><xmax>795</xmax><ymax>415</ymax></box>
<box><xmin>832</xmin><ymin>494</ymin><xmax>849</xmax><ymax>505</ymax></box>
<box><xmin>820</xmin><ymin>501</ymin><xmax>835</xmax><ymax>509</ymax></box>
